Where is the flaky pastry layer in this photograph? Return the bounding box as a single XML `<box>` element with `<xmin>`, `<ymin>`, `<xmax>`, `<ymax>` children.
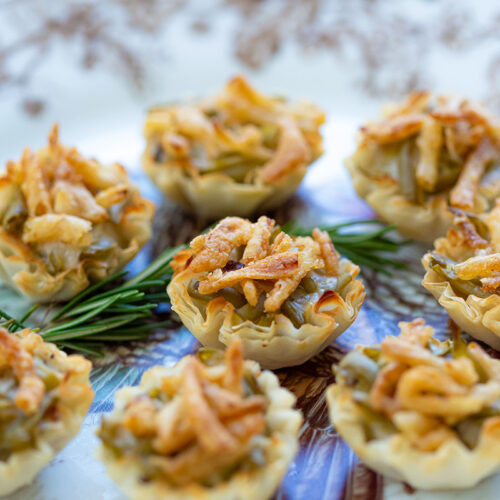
<box><xmin>422</xmin><ymin>203</ymin><xmax>500</xmax><ymax>349</ymax></box>
<box><xmin>142</xmin><ymin>75</ymin><xmax>325</xmax><ymax>219</ymax></box>
<box><xmin>0</xmin><ymin>328</ymin><xmax>93</xmax><ymax>495</ymax></box>
<box><xmin>0</xmin><ymin>125</ymin><xmax>154</xmax><ymax>302</ymax></box>
<box><xmin>167</xmin><ymin>216</ymin><xmax>365</xmax><ymax>369</ymax></box>
<box><xmin>327</xmin><ymin>319</ymin><xmax>500</xmax><ymax>490</ymax></box>
<box><xmin>347</xmin><ymin>92</ymin><xmax>500</xmax><ymax>243</ymax></box>
<box><xmin>97</xmin><ymin>341</ymin><xmax>301</xmax><ymax>500</ymax></box>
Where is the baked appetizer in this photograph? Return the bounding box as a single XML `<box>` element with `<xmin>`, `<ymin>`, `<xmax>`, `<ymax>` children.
<box><xmin>0</xmin><ymin>125</ymin><xmax>155</xmax><ymax>302</ymax></box>
<box><xmin>142</xmin><ymin>75</ymin><xmax>325</xmax><ymax>219</ymax></box>
<box><xmin>326</xmin><ymin>318</ymin><xmax>500</xmax><ymax>490</ymax></box>
<box><xmin>346</xmin><ymin>92</ymin><xmax>500</xmax><ymax>243</ymax></box>
<box><xmin>0</xmin><ymin>327</ymin><xmax>93</xmax><ymax>496</ymax></box>
<box><xmin>97</xmin><ymin>339</ymin><xmax>302</xmax><ymax>500</ymax></box>
<box><xmin>167</xmin><ymin>216</ymin><xmax>365</xmax><ymax>369</ymax></box>
<box><xmin>422</xmin><ymin>202</ymin><xmax>500</xmax><ymax>349</ymax></box>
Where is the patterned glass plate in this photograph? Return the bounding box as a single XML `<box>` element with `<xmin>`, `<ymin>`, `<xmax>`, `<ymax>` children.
<box><xmin>1</xmin><ymin>1</ymin><xmax>500</xmax><ymax>499</ymax></box>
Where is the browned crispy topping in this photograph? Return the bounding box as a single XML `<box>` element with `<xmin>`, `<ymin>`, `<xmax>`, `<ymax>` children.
<box><xmin>437</xmin><ymin>205</ymin><xmax>500</xmax><ymax>292</ymax></box>
<box><xmin>240</xmin><ymin>216</ymin><xmax>274</xmax><ymax>306</ymax></box>
<box><xmin>119</xmin><ymin>340</ymin><xmax>266</xmax><ymax>485</ymax></box>
<box><xmin>181</xmin><ymin>216</ymin><xmax>340</xmax><ymax>313</ymax></box>
<box><xmin>189</xmin><ymin>217</ymin><xmax>252</xmax><ymax>274</ymax></box>
<box><xmin>312</xmin><ymin>228</ymin><xmax>339</xmax><ymax>277</ymax></box>
<box><xmin>258</xmin><ymin>117</ymin><xmax>311</xmax><ymax>183</ymax></box>
<box><xmin>373</xmin><ymin>321</ymin><xmax>500</xmax><ymax>423</ymax></box>
<box><xmin>358</xmin><ymin>93</ymin><xmax>500</xmax><ymax>206</ymax></box>
<box><xmin>481</xmin><ymin>275</ymin><xmax>500</xmax><ymax>292</ymax></box>
<box><xmin>1</xmin><ymin>124</ymin><xmax>150</xmax><ymax>256</ymax></box>
<box><xmin>360</xmin><ymin>113</ymin><xmax>424</xmax><ymax>144</ymax></box>
<box><xmin>360</xmin><ymin>319</ymin><xmax>500</xmax><ymax>451</ymax></box>
<box><xmin>450</xmin><ymin>136</ymin><xmax>498</xmax><ymax>211</ymax></box>
<box><xmin>198</xmin><ymin>253</ymin><xmax>300</xmax><ymax>295</ymax></box>
<box><xmin>449</xmin><ymin>209</ymin><xmax>489</xmax><ymax>249</ymax></box>
<box><xmin>144</xmin><ymin>75</ymin><xmax>325</xmax><ymax>185</ymax></box>
<box><xmin>386</xmin><ymin>91</ymin><xmax>431</xmax><ymax>117</ymax></box>
<box><xmin>0</xmin><ymin>328</ymin><xmax>45</xmax><ymax>414</ymax></box>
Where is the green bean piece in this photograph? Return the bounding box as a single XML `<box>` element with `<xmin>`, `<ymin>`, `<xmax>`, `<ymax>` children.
<box><xmin>204</xmin><ymin>109</ymin><xmax>219</xmax><ymax>118</ymax></box>
<box><xmin>301</xmin><ymin>276</ymin><xmax>318</xmax><ymax>294</ymax></box>
<box><xmin>208</xmin><ymin>153</ymin><xmax>259</xmax><ymax>171</ymax></box>
<box><xmin>220</xmin><ymin>287</ymin><xmax>247</xmax><ymax>309</ymax></box>
<box><xmin>430</xmin><ymin>256</ymin><xmax>489</xmax><ymax>299</ymax></box>
<box><xmin>235</xmin><ymin>303</ymin><xmax>261</xmax><ymax>322</ymax></box>
<box><xmin>197</xmin><ymin>348</ymin><xmax>225</xmax><ymax>366</ymax></box>
<box><xmin>269</xmin><ymin>225</ymin><xmax>281</xmax><ymax>243</ymax></box>
<box><xmin>243</xmin><ymin>372</ymin><xmax>264</xmax><ymax>397</ymax></box>
<box><xmin>257</xmin><ymin>314</ymin><xmax>274</xmax><ymax>327</ymax></box>
<box><xmin>188</xmin><ymin>280</ymin><xmax>246</xmax><ymax>308</ymax></box>
<box><xmin>337</xmin><ymin>350</ymin><xmax>380</xmax><ymax>391</ymax></box>
<box><xmin>451</xmin><ymin>327</ymin><xmax>469</xmax><ymax>359</ymax></box>
<box><xmin>462</xmin><ymin>210</ymin><xmax>490</xmax><ymax>240</ymax></box>
<box><xmin>187</xmin><ymin>280</ymin><xmax>213</xmax><ymax>302</ymax></box>
<box><xmin>433</xmin><ymin>163</ymin><xmax>461</xmax><ymax>193</ymax></box>
<box><xmin>397</xmin><ymin>142</ymin><xmax>416</xmax><ymax>200</ymax></box>
<box><xmin>358</xmin><ymin>404</ymin><xmax>397</xmax><ymax>441</ymax></box>
<box><xmin>82</xmin><ymin>239</ymin><xmax>117</xmax><ymax>259</ymax></box>
<box><xmin>261</xmin><ymin>123</ymin><xmax>280</xmax><ymax>149</ymax></box>
<box><xmin>360</xmin><ymin>346</ymin><xmax>382</xmax><ymax>363</ymax></box>
<box><xmin>335</xmin><ymin>273</ymin><xmax>353</xmax><ymax>295</ymax></box>
<box><xmin>450</xmin><ymin>323</ymin><xmax>491</xmax><ymax>382</ymax></box>
<box><xmin>223</xmin><ymin>164</ymin><xmax>257</xmax><ymax>183</ymax></box>
<box><xmin>455</xmin><ymin>417</ymin><xmax>485</xmax><ymax>449</ymax></box>
<box><xmin>281</xmin><ymin>299</ymin><xmax>305</xmax><ymax>329</ymax></box>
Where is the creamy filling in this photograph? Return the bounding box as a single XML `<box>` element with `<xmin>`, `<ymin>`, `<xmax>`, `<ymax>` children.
<box><xmin>98</xmin><ymin>362</ymin><xmax>267</xmax><ymax>487</ymax></box>
<box><xmin>0</xmin><ymin>360</ymin><xmax>63</xmax><ymax>461</ymax></box>
<box><xmin>187</xmin><ymin>269</ymin><xmax>351</xmax><ymax>328</ymax></box>
<box><xmin>336</xmin><ymin>344</ymin><xmax>500</xmax><ymax>449</ymax></box>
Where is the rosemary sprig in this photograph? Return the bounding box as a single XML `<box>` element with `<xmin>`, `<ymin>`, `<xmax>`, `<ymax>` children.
<box><xmin>286</xmin><ymin>219</ymin><xmax>407</xmax><ymax>275</ymax></box>
<box><xmin>1</xmin><ymin>219</ymin><xmax>406</xmax><ymax>351</ymax></box>
<box><xmin>2</xmin><ymin>245</ymin><xmax>184</xmax><ymax>354</ymax></box>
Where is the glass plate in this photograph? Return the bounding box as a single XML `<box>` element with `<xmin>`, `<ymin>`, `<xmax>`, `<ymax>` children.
<box><xmin>1</xmin><ymin>1</ymin><xmax>500</xmax><ymax>499</ymax></box>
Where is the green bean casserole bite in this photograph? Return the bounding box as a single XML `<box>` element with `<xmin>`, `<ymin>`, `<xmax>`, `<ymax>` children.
<box><xmin>0</xmin><ymin>125</ymin><xmax>155</xmax><ymax>302</ymax></box>
<box><xmin>422</xmin><ymin>202</ymin><xmax>500</xmax><ymax>349</ymax></box>
<box><xmin>346</xmin><ymin>92</ymin><xmax>500</xmax><ymax>243</ymax></box>
<box><xmin>167</xmin><ymin>216</ymin><xmax>365</xmax><ymax>369</ymax></box>
<box><xmin>142</xmin><ymin>75</ymin><xmax>325</xmax><ymax>219</ymax></box>
<box><xmin>97</xmin><ymin>339</ymin><xmax>301</xmax><ymax>500</ymax></box>
<box><xmin>327</xmin><ymin>319</ymin><xmax>500</xmax><ymax>490</ymax></box>
<box><xmin>0</xmin><ymin>327</ymin><xmax>93</xmax><ymax>495</ymax></box>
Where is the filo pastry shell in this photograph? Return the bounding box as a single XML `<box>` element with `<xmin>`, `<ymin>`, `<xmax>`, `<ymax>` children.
<box><xmin>0</xmin><ymin>328</ymin><xmax>93</xmax><ymax>496</ymax></box>
<box><xmin>422</xmin><ymin>204</ymin><xmax>500</xmax><ymax>349</ymax></box>
<box><xmin>0</xmin><ymin>124</ymin><xmax>155</xmax><ymax>302</ymax></box>
<box><xmin>97</xmin><ymin>340</ymin><xmax>302</xmax><ymax>500</ymax></box>
<box><xmin>167</xmin><ymin>216</ymin><xmax>365</xmax><ymax>369</ymax></box>
<box><xmin>326</xmin><ymin>319</ymin><xmax>500</xmax><ymax>490</ymax></box>
<box><xmin>142</xmin><ymin>75</ymin><xmax>325</xmax><ymax>219</ymax></box>
<box><xmin>346</xmin><ymin>91</ymin><xmax>500</xmax><ymax>243</ymax></box>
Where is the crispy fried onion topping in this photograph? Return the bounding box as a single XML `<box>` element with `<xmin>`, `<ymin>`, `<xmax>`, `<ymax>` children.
<box><xmin>365</xmin><ymin>319</ymin><xmax>500</xmax><ymax>451</ymax></box>
<box><xmin>0</xmin><ymin>328</ymin><xmax>45</xmax><ymax>415</ymax></box>
<box><xmin>119</xmin><ymin>340</ymin><xmax>266</xmax><ymax>486</ymax></box>
<box><xmin>184</xmin><ymin>216</ymin><xmax>340</xmax><ymax>313</ymax></box>
<box><xmin>0</xmin><ymin>124</ymin><xmax>146</xmax><ymax>271</ymax></box>
<box><xmin>144</xmin><ymin>75</ymin><xmax>325</xmax><ymax>184</ymax></box>
<box><xmin>441</xmin><ymin>206</ymin><xmax>500</xmax><ymax>292</ymax></box>
<box><xmin>358</xmin><ymin>92</ymin><xmax>500</xmax><ymax>203</ymax></box>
